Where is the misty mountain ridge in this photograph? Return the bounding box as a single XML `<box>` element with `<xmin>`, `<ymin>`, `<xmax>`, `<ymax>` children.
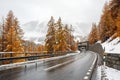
<box><xmin>21</xmin><ymin>20</ymin><xmax>91</xmax><ymax>44</ymax></box>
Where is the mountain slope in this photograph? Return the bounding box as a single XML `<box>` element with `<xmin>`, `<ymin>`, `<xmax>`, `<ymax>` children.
<box><xmin>102</xmin><ymin>37</ymin><xmax>120</xmax><ymax>54</ymax></box>
<box><xmin>21</xmin><ymin>21</ymin><xmax>91</xmax><ymax>43</ymax></box>
<box><xmin>21</xmin><ymin>21</ymin><xmax>48</xmax><ymax>44</ymax></box>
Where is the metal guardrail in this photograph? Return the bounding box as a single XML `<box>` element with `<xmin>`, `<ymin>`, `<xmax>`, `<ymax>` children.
<box><xmin>0</xmin><ymin>52</ymin><xmax>78</xmax><ymax>71</ymax></box>
<box><xmin>0</xmin><ymin>51</ymin><xmax>71</xmax><ymax>65</ymax></box>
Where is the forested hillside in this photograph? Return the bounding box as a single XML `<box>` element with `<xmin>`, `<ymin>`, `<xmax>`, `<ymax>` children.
<box><xmin>88</xmin><ymin>0</ymin><xmax>120</xmax><ymax>44</ymax></box>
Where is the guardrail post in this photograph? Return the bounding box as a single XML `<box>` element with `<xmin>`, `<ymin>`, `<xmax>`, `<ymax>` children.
<box><xmin>35</xmin><ymin>62</ymin><xmax>37</xmax><ymax>69</ymax></box>
<box><xmin>25</xmin><ymin>52</ymin><xmax>27</xmax><ymax>61</ymax></box>
<box><xmin>0</xmin><ymin>54</ymin><xmax>2</xmax><ymax>65</ymax></box>
<box><xmin>1</xmin><ymin>53</ymin><xmax>4</xmax><ymax>65</ymax></box>
<box><xmin>36</xmin><ymin>53</ymin><xmax>37</xmax><ymax>60</ymax></box>
<box><xmin>10</xmin><ymin>52</ymin><xmax>13</xmax><ymax>64</ymax></box>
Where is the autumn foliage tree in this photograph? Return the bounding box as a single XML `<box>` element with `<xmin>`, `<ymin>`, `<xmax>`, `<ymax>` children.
<box><xmin>54</xmin><ymin>17</ymin><xmax>68</xmax><ymax>52</ymax></box>
<box><xmin>45</xmin><ymin>16</ymin><xmax>56</xmax><ymax>54</ymax></box>
<box><xmin>98</xmin><ymin>2</ymin><xmax>116</xmax><ymax>42</ymax></box>
<box><xmin>45</xmin><ymin>16</ymin><xmax>77</xmax><ymax>54</ymax></box>
<box><xmin>88</xmin><ymin>23</ymin><xmax>98</xmax><ymax>44</ymax></box>
<box><xmin>1</xmin><ymin>11</ymin><xmax>25</xmax><ymax>63</ymax></box>
<box><xmin>114</xmin><ymin>9</ymin><xmax>120</xmax><ymax>37</ymax></box>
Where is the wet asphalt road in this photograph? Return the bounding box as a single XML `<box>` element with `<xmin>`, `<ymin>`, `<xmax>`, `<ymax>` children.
<box><xmin>0</xmin><ymin>51</ymin><xmax>96</xmax><ymax>80</ymax></box>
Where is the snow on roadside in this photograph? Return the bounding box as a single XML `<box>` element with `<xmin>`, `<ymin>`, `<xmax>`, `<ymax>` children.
<box><xmin>102</xmin><ymin>37</ymin><xmax>120</xmax><ymax>54</ymax></box>
<box><xmin>96</xmin><ymin>65</ymin><xmax>101</xmax><ymax>80</ymax></box>
<box><xmin>97</xmin><ymin>65</ymin><xmax>120</xmax><ymax>80</ymax></box>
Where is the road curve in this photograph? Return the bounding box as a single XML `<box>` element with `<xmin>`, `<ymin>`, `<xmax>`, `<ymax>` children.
<box><xmin>0</xmin><ymin>51</ymin><xmax>97</xmax><ymax>80</ymax></box>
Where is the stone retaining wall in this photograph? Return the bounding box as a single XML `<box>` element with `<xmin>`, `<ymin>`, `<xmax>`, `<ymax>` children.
<box><xmin>105</xmin><ymin>53</ymin><xmax>120</xmax><ymax>70</ymax></box>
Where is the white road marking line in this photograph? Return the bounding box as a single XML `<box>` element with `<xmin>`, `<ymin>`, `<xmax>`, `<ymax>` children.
<box><xmin>86</xmin><ymin>72</ymin><xmax>90</xmax><ymax>75</ymax></box>
<box><xmin>84</xmin><ymin>76</ymin><xmax>89</xmax><ymax>80</ymax></box>
<box><xmin>44</xmin><ymin>59</ymin><xmax>74</xmax><ymax>71</ymax></box>
<box><xmin>88</xmin><ymin>69</ymin><xmax>91</xmax><ymax>72</ymax></box>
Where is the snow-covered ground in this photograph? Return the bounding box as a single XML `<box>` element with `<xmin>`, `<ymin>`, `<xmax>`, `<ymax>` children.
<box><xmin>102</xmin><ymin>37</ymin><xmax>120</xmax><ymax>54</ymax></box>
<box><xmin>97</xmin><ymin>65</ymin><xmax>120</xmax><ymax>80</ymax></box>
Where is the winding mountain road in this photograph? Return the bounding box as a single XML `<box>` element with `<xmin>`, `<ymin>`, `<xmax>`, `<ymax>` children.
<box><xmin>0</xmin><ymin>51</ymin><xmax>97</xmax><ymax>80</ymax></box>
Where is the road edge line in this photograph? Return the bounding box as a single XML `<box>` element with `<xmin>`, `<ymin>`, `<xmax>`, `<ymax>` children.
<box><xmin>83</xmin><ymin>52</ymin><xmax>98</xmax><ymax>80</ymax></box>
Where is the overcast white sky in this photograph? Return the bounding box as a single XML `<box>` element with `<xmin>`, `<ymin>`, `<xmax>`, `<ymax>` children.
<box><xmin>0</xmin><ymin>0</ymin><xmax>109</xmax><ymax>24</ymax></box>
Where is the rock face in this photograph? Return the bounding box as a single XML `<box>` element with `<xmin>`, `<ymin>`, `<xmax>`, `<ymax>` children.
<box><xmin>89</xmin><ymin>43</ymin><xmax>104</xmax><ymax>55</ymax></box>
